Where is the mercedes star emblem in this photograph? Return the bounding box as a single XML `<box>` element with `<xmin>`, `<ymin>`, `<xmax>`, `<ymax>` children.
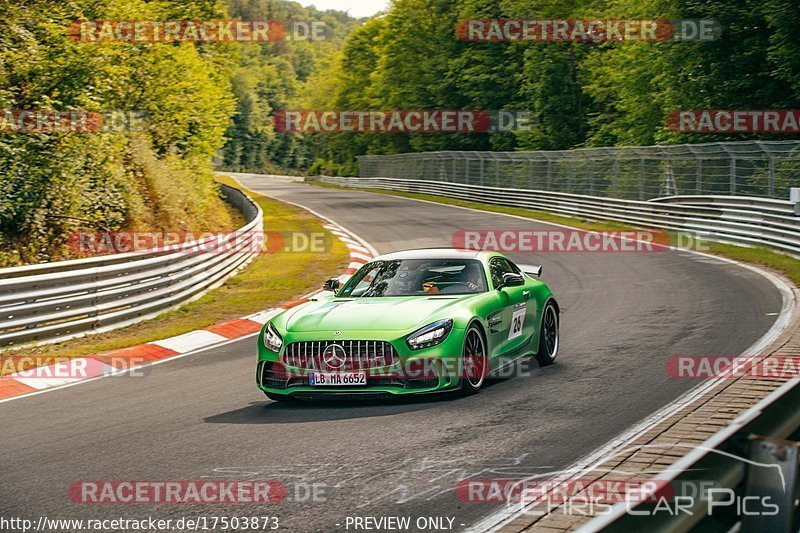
<box><xmin>322</xmin><ymin>344</ymin><xmax>347</xmax><ymax>369</ymax></box>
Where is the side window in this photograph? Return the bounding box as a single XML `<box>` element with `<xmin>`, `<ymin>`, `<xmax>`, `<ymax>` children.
<box><xmin>489</xmin><ymin>258</ymin><xmax>507</xmax><ymax>288</ymax></box>
<box><xmin>489</xmin><ymin>257</ymin><xmax>520</xmax><ymax>288</ymax></box>
<box><xmin>504</xmin><ymin>259</ymin><xmax>521</xmax><ymax>274</ymax></box>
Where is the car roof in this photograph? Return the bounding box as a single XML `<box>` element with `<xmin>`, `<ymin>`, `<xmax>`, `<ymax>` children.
<box><xmin>372</xmin><ymin>248</ymin><xmax>489</xmax><ymax>261</ymax></box>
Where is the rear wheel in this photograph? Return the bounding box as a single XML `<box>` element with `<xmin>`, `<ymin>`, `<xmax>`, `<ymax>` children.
<box><xmin>460</xmin><ymin>325</ymin><xmax>488</xmax><ymax>395</ymax></box>
<box><xmin>535</xmin><ymin>302</ymin><xmax>559</xmax><ymax>366</ymax></box>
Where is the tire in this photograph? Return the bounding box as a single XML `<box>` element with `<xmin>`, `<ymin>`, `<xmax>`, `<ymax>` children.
<box><xmin>460</xmin><ymin>324</ymin><xmax>488</xmax><ymax>395</ymax></box>
<box><xmin>535</xmin><ymin>302</ymin><xmax>559</xmax><ymax>366</ymax></box>
<box><xmin>265</xmin><ymin>392</ymin><xmax>295</xmax><ymax>402</ymax></box>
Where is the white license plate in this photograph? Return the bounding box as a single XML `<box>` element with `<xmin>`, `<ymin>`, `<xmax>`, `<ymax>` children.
<box><xmin>309</xmin><ymin>372</ymin><xmax>367</xmax><ymax>387</ymax></box>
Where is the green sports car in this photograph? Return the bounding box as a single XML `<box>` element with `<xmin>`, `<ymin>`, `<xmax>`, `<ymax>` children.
<box><xmin>256</xmin><ymin>249</ymin><xmax>559</xmax><ymax>400</ymax></box>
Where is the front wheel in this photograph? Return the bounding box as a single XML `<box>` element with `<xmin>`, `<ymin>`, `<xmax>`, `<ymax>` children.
<box><xmin>535</xmin><ymin>302</ymin><xmax>559</xmax><ymax>366</ymax></box>
<box><xmin>460</xmin><ymin>325</ymin><xmax>488</xmax><ymax>395</ymax></box>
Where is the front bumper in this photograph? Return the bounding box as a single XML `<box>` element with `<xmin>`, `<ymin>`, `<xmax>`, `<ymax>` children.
<box><xmin>256</xmin><ymin>328</ymin><xmax>466</xmax><ymax>397</ymax></box>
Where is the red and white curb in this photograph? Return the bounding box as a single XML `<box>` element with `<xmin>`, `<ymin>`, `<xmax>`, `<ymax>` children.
<box><xmin>323</xmin><ymin>223</ymin><xmax>373</xmax><ymax>273</ymax></box>
<box><xmin>0</xmin><ymin>222</ymin><xmax>375</xmax><ymax>402</ymax></box>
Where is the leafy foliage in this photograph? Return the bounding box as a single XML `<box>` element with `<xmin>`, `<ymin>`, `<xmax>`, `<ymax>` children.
<box><xmin>220</xmin><ymin>0</ymin><xmax>362</xmax><ymax>174</ymax></box>
<box><xmin>0</xmin><ymin>0</ymin><xmax>238</xmax><ymax>265</ymax></box>
<box><xmin>6</xmin><ymin>0</ymin><xmax>800</xmax><ymax>263</ymax></box>
<box><xmin>292</xmin><ymin>0</ymin><xmax>800</xmax><ymax>175</ymax></box>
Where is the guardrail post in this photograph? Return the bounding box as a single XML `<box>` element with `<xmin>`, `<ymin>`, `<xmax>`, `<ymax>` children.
<box><xmin>741</xmin><ymin>435</ymin><xmax>800</xmax><ymax>533</ymax></box>
<box><xmin>769</xmin><ymin>156</ymin><xmax>776</xmax><ymax>198</ymax></box>
<box><xmin>665</xmin><ymin>155</ymin><xmax>676</xmax><ymax>196</ymax></box>
<box><xmin>90</xmin><ymin>268</ymin><xmax>100</xmax><ymax>329</ymax></box>
<box><xmin>639</xmin><ymin>158</ymin><xmax>645</xmax><ymax>200</ymax></box>
<box><xmin>730</xmin><ymin>157</ymin><xmax>737</xmax><ymax>195</ymax></box>
<box><xmin>696</xmin><ymin>158</ymin><xmax>703</xmax><ymax>194</ymax></box>
<box><xmin>791</xmin><ymin>188</ymin><xmax>800</xmax><ymax>216</ymax></box>
<box><xmin>568</xmin><ymin>165</ymin><xmax>573</xmax><ymax>194</ymax></box>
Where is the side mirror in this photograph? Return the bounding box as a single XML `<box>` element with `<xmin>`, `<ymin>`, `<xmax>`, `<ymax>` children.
<box><xmin>499</xmin><ymin>272</ymin><xmax>525</xmax><ymax>289</ymax></box>
<box><xmin>322</xmin><ymin>278</ymin><xmax>340</xmax><ymax>292</ymax></box>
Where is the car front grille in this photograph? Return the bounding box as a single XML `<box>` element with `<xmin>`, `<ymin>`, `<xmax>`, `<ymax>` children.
<box><xmin>283</xmin><ymin>340</ymin><xmax>399</xmax><ymax>371</ymax></box>
<box><xmin>257</xmin><ymin>361</ymin><xmax>289</xmax><ymax>389</ymax></box>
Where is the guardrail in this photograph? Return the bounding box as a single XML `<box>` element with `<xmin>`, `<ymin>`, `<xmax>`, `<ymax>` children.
<box><xmin>357</xmin><ymin>141</ymin><xmax>800</xmax><ymax>200</ymax></box>
<box><xmin>0</xmin><ymin>184</ymin><xmax>263</xmax><ymax>349</ymax></box>
<box><xmin>576</xmin><ymin>376</ymin><xmax>800</xmax><ymax>532</ymax></box>
<box><xmin>318</xmin><ymin>177</ymin><xmax>800</xmax><ymax>256</ymax></box>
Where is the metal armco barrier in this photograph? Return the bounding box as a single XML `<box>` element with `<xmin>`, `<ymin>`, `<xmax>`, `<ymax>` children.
<box><xmin>357</xmin><ymin>141</ymin><xmax>800</xmax><ymax>200</ymax></box>
<box><xmin>319</xmin><ymin>177</ymin><xmax>800</xmax><ymax>256</ymax></box>
<box><xmin>0</xmin><ymin>184</ymin><xmax>263</xmax><ymax>348</ymax></box>
<box><xmin>579</xmin><ymin>378</ymin><xmax>800</xmax><ymax>533</ymax></box>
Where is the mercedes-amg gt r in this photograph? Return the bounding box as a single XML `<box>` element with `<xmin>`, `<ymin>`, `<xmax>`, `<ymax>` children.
<box><xmin>256</xmin><ymin>249</ymin><xmax>559</xmax><ymax>400</ymax></box>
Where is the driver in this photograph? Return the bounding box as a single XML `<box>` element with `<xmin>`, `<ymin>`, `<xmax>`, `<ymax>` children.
<box><xmin>425</xmin><ymin>263</ymin><xmax>484</xmax><ymax>294</ymax></box>
<box><xmin>422</xmin><ymin>281</ymin><xmax>440</xmax><ymax>294</ymax></box>
<box><xmin>458</xmin><ymin>262</ymin><xmax>483</xmax><ymax>292</ymax></box>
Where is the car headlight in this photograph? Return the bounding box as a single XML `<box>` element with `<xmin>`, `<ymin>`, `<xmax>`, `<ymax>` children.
<box><xmin>263</xmin><ymin>322</ymin><xmax>284</xmax><ymax>352</ymax></box>
<box><xmin>407</xmin><ymin>319</ymin><xmax>453</xmax><ymax>350</ymax></box>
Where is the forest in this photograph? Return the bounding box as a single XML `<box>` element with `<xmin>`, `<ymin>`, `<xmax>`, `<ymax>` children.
<box><xmin>288</xmin><ymin>0</ymin><xmax>800</xmax><ymax>175</ymax></box>
<box><xmin>2</xmin><ymin>0</ymin><xmax>799</xmax><ymax>264</ymax></box>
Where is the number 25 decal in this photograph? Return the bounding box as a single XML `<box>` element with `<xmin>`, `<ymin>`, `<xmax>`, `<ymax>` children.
<box><xmin>509</xmin><ymin>307</ymin><xmax>526</xmax><ymax>340</ymax></box>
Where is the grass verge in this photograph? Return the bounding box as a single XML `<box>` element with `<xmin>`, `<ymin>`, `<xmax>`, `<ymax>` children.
<box><xmin>309</xmin><ymin>180</ymin><xmax>800</xmax><ymax>286</ymax></box>
<box><xmin>3</xmin><ymin>177</ymin><xmax>349</xmax><ymax>366</ymax></box>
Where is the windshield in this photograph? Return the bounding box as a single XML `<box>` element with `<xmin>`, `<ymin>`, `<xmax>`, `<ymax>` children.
<box><xmin>338</xmin><ymin>259</ymin><xmax>488</xmax><ymax>298</ymax></box>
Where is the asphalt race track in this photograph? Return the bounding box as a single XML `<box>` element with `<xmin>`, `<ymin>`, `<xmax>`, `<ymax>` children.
<box><xmin>0</xmin><ymin>175</ymin><xmax>784</xmax><ymax>532</ymax></box>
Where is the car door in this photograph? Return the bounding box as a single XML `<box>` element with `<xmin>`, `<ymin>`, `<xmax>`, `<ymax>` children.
<box><xmin>486</xmin><ymin>257</ymin><xmax>532</xmax><ymax>357</ymax></box>
<box><xmin>508</xmin><ymin>260</ymin><xmax>539</xmax><ymax>352</ymax></box>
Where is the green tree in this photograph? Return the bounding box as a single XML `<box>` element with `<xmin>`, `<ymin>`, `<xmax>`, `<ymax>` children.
<box><xmin>0</xmin><ymin>0</ymin><xmax>238</xmax><ymax>265</ymax></box>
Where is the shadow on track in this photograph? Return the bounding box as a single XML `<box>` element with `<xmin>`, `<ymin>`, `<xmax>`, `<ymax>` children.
<box><xmin>203</xmin><ymin>393</ymin><xmax>457</xmax><ymax>424</ymax></box>
<box><xmin>202</xmin><ymin>365</ymin><xmax>557</xmax><ymax>425</ymax></box>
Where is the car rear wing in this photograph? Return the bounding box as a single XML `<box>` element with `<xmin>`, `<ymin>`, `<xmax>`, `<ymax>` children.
<box><xmin>519</xmin><ymin>264</ymin><xmax>543</xmax><ymax>277</ymax></box>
